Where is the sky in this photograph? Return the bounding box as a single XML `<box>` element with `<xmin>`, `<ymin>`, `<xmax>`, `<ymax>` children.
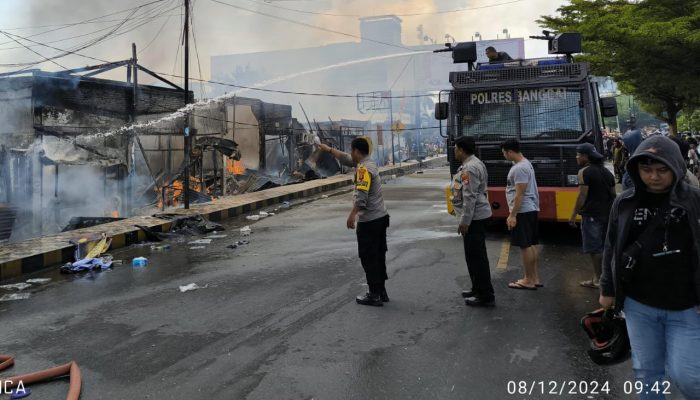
<box><xmin>0</xmin><ymin>0</ymin><xmax>568</xmax><ymax>88</ymax></box>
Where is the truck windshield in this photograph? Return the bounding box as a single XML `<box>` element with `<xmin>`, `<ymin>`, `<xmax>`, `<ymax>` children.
<box><xmin>453</xmin><ymin>87</ymin><xmax>585</xmax><ymax>141</ymax></box>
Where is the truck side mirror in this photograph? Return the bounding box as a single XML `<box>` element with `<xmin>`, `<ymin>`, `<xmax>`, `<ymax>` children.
<box><xmin>435</xmin><ymin>103</ymin><xmax>449</xmax><ymax>120</ymax></box>
<box><xmin>599</xmin><ymin>97</ymin><xmax>618</xmax><ymax>118</ymax></box>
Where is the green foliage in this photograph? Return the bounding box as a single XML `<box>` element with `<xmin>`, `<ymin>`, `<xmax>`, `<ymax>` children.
<box><xmin>677</xmin><ymin>109</ymin><xmax>700</xmax><ymax>132</ymax></box>
<box><xmin>538</xmin><ymin>0</ymin><xmax>700</xmax><ymax>134</ymax></box>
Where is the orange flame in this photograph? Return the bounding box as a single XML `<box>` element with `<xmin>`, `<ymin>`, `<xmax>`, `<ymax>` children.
<box><xmin>157</xmin><ymin>176</ymin><xmax>214</xmax><ymax>209</ymax></box>
<box><xmin>227</xmin><ymin>160</ymin><xmax>246</xmax><ymax>175</ymax></box>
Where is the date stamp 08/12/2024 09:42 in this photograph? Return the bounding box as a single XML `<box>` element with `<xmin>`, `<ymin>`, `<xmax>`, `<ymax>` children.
<box><xmin>506</xmin><ymin>380</ymin><xmax>672</xmax><ymax>397</ymax></box>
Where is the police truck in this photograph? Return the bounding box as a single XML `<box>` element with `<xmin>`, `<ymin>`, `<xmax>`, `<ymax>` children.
<box><xmin>435</xmin><ymin>32</ymin><xmax>618</xmax><ymax>222</ymax></box>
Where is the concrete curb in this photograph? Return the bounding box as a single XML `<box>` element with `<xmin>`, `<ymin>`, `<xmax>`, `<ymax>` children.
<box><xmin>0</xmin><ymin>156</ymin><xmax>447</xmax><ymax>282</ymax></box>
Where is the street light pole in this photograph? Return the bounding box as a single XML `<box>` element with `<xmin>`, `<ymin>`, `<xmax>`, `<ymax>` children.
<box><xmin>183</xmin><ymin>0</ymin><xmax>191</xmax><ymax>209</ymax></box>
<box><xmin>389</xmin><ymin>93</ymin><xmax>395</xmax><ymax>165</ymax></box>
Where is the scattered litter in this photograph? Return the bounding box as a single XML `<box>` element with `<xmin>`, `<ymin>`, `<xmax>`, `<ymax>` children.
<box><xmin>0</xmin><ymin>283</ymin><xmax>32</xmax><ymax>291</ymax></box>
<box><xmin>158</xmin><ymin>214</ymin><xmax>225</xmax><ymax>235</ymax></box>
<box><xmin>391</xmin><ymin>174</ymin><xmax>397</xmax><ymax>180</ymax></box>
<box><xmin>268</xmin><ymin>212</ymin><xmax>275</xmax><ymax>216</ymax></box>
<box><xmin>26</xmin><ymin>278</ymin><xmax>51</xmax><ymax>284</ymax></box>
<box><xmin>246</xmin><ymin>215</ymin><xmax>261</xmax><ymax>221</ymax></box>
<box><xmin>259</xmin><ymin>211</ymin><xmax>269</xmax><ymax>217</ymax></box>
<box><xmin>207</xmin><ymin>234</ymin><xmax>228</xmax><ymax>239</ymax></box>
<box><xmin>226</xmin><ymin>240</ymin><xmax>250</xmax><ymax>249</ymax></box>
<box><xmin>131</xmin><ymin>257</ymin><xmax>148</xmax><ymax>267</ymax></box>
<box><xmin>321</xmin><ymin>195</ymin><xmax>329</xmax><ymax>199</ymax></box>
<box><xmin>179</xmin><ymin>283</ymin><xmax>206</xmax><ymax>293</ymax></box>
<box><xmin>61</xmin><ymin>257</ymin><xmax>113</xmax><ymax>274</ymax></box>
<box><xmin>240</xmin><ymin>226</ymin><xmax>252</xmax><ymax>236</ymax></box>
<box><xmin>112</xmin><ymin>260</ymin><xmax>124</xmax><ymax>265</ymax></box>
<box><xmin>188</xmin><ymin>239</ymin><xmax>213</xmax><ymax>245</ymax></box>
<box><xmin>150</xmin><ymin>244</ymin><xmax>171</xmax><ymax>251</ymax></box>
<box><xmin>0</xmin><ymin>293</ymin><xmax>31</xmax><ymax>302</ymax></box>
<box><xmin>281</xmin><ymin>201</ymin><xmax>290</xmax><ymax>209</ymax></box>
<box><xmin>69</xmin><ymin>233</ymin><xmax>112</xmax><ymax>261</ymax></box>
<box><xmin>10</xmin><ymin>387</ymin><xmax>31</xmax><ymax>399</ymax></box>
<box><xmin>189</xmin><ymin>246</ymin><xmax>206</xmax><ymax>250</ymax></box>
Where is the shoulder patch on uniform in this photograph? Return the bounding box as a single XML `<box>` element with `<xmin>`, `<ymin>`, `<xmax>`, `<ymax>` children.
<box><xmin>461</xmin><ymin>171</ymin><xmax>470</xmax><ymax>185</ymax></box>
<box><xmin>356</xmin><ymin>165</ymin><xmax>371</xmax><ymax>192</ymax></box>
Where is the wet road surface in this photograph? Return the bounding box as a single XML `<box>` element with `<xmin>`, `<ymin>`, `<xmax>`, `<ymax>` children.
<box><xmin>0</xmin><ymin>167</ymin><xmax>670</xmax><ymax>399</ymax></box>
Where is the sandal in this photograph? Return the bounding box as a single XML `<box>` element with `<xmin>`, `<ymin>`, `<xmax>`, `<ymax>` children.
<box><xmin>579</xmin><ymin>280</ymin><xmax>600</xmax><ymax>289</ymax></box>
<box><xmin>508</xmin><ymin>281</ymin><xmax>537</xmax><ymax>290</ymax></box>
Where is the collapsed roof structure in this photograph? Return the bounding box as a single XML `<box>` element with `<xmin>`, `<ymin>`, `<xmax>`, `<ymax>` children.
<box><xmin>0</xmin><ymin>55</ymin><xmax>332</xmax><ymax>242</ymax></box>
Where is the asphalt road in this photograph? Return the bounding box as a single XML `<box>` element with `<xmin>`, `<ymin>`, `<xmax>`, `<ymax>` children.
<box><xmin>1</xmin><ymin>167</ymin><xmax>677</xmax><ymax>400</ymax></box>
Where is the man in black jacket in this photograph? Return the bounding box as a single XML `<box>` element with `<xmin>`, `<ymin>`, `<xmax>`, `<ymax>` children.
<box><xmin>569</xmin><ymin>143</ymin><xmax>616</xmax><ymax>289</ymax></box>
<box><xmin>485</xmin><ymin>46</ymin><xmax>513</xmax><ymax>64</ymax></box>
<box><xmin>600</xmin><ymin>136</ymin><xmax>700</xmax><ymax>399</ymax></box>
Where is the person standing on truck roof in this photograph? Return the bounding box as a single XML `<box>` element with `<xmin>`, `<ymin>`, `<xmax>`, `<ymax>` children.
<box><xmin>318</xmin><ymin>138</ymin><xmax>391</xmax><ymax>307</ymax></box>
<box><xmin>569</xmin><ymin>143</ymin><xmax>616</xmax><ymax>290</ymax></box>
<box><xmin>501</xmin><ymin>139</ymin><xmax>542</xmax><ymax>291</ymax></box>
<box><xmin>485</xmin><ymin>46</ymin><xmax>513</xmax><ymax>64</ymax></box>
<box><xmin>451</xmin><ymin>136</ymin><xmax>495</xmax><ymax>307</ymax></box>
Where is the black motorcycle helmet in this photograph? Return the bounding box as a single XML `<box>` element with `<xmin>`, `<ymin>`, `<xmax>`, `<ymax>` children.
<box><xmin>580</xmin><ymin>308</ymin><xmax>631</xmax><ymax>365</ymax></box>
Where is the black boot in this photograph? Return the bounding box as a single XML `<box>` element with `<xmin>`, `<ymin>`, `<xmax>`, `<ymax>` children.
<box><xmin>380</xmin><ymin>289</ymin><xmax>390</xmax><ymax>303</ymax></box>
<box><xmin>464</xmin><ymin>296</ymin><xmax>495</xmax><ymax>307</ymax></box>
<box><xmin>356</xmin><ymin>292</ymin><xmax>383</xmax><ymax>307</ymax></box>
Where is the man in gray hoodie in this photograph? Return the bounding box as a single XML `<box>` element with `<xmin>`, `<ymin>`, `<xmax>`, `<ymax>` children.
<box><xmin>451</xmin><ymin>136</ymin><xmax>494</xmax><ymax>307</ymax></box>
<box><xmin>319</xmin><ymin>138</ymin><xmax>390</xmax><ymax>307</ymax></box>
<box><xmin>600</xmin><ymin>135</ymin><xmax>700</xmax><ymax>398</ymax></box>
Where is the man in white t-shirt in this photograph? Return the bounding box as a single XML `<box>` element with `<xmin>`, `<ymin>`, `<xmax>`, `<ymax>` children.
<box><xmin>501</xmin><ymin>139</ymin><xmax>542</xmax><ymax>291</ymax></box>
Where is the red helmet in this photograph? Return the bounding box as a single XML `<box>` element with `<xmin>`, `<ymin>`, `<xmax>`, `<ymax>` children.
<box><xmin>580</xmin><ymin>308</ymin><xmax>630</xmax><ymax>365</ymax></box>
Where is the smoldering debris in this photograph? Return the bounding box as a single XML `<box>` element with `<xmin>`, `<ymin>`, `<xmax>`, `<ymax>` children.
<box><xmin>0</xmin><ymin>293</ymin><xmax>31</xmax><ymax>302</ymax></box>
<box><xmin>226</xmin><ymin>239</ymin><xmax>250</xmax><ymax>249</ymax></box>
<box><xmin>26</xmin><ymin>278</ymin><xmax>51</xmax><ymax>284</ymax></box>
<box><xmin>0</xmin><ymin>283</ymin><xmax>32</xmax><ymax>291</ymax></box>
<box><xmin>188</xmin><ymin>239</ymin><xmax>213</xmax><ymax>245</ymax></box>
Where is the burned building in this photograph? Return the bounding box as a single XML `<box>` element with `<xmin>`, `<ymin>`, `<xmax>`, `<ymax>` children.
<box><xmin>0</xmin><ymin>64</ymin><xmax>319</xmax><ymax>242</ymax></box>
<box><xmin>0</xmin><ymin>65</ymin><xmax>192</xmax><ymax>241</ymax></box>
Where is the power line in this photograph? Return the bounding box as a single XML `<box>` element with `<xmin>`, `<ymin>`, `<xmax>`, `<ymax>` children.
<box><xmin>0</xmin><ymin>30</ymin><xmax>67</xmax><ymax>70</ymax></box>
<box><xmin>0</xmin><ymin>8</ymin><xmax>139</xmax><ymax>68</ymax></box>
<box><xmin>363</xmin><ymin>54</ymin><xmax>415</xmax><ymax>125</ymax></box>
<box><xmin>0</xmin><ymin>0</ymin><xmax>170</xmax><ymax>45</ymax></box>
<box><xmin>0</xmin><ymin>24</ymin><xmax>442</xmax><ymax>100</ymax></box>
<box><xmin>170</xmin><ymin>6</ymin><xmax>184</xmax><ymax>80</ymax></box>
<box><xmin>0</xmin><ymin>13</ymin><xmax>180</xmax><ymax>51</ymax></box>
<box><xmin>138</xmin><ymin>4</ymin><xmax>179</xmax><ymax>54</ymax></box>
<box><xmin>0</xmin><ymin>3</ymin><xmax>181</xmax><ymax>70</ymax></box>
<box><xmin>208</xmin><ymin>0</ymin><xmax>449</xmax><ymax>57</ymax></box>
<box><xmin>240</xmin><ymin>0</ymin><xmax>524</xmax><ymax>18</ymax></box>
<box><xmin>155</xmin><ymin>71</ymin><xmax>439</xmax><ymax>98</ymax></box>
<box><xmin>0</xmin><ymin>13</ymin><xmax>181</xmax><ymax>33</ymax></box>
<box><xmin>190</xmin><ymin>0</ymin><xmax>208</xmax><ymax>97</ymax></box>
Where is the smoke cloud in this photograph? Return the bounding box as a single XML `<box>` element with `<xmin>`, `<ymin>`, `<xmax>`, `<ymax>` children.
<box><xmin>0</xmin><ymin>0</ymin><xmax>564</xmax><ymax>83</ymax></box>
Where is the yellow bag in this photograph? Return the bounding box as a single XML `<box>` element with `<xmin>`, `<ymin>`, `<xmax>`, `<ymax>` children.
<box><xmin>445</xmin><ymin>184</ymin><xmax>454</xmax><ymax>215</ymax></box>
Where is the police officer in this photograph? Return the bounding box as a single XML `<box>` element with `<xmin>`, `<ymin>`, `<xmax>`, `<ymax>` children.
<box><xmin>319</xmin><ymin>138</ymin><xmax>390</xmax><ymax>307</ymax></box>
<box><xmin>451</xmin><ymin>136</ymin><xmax>495</xmax><ymax>307</ymax></box>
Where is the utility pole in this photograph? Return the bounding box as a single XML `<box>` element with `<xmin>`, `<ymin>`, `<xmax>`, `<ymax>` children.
<box><xmin>389</xmin><ymin>93</ymin><xmax>395</xmax><ymax>165</ymax></box>
<box><xmin>127</xmin><ymin>43</ymin><xmax>138</xmax><ymax>216</ymax></box>
<box><xmin>183</xmin><ymin>0</ymin><xmax>191</xmax><ymax>209</ymax></box>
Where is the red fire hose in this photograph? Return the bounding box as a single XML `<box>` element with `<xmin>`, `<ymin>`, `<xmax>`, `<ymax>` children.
<box><xmin>0</xmin><ymin>354</ymin><xmax>81</xmax><ymax>399</ymax></box>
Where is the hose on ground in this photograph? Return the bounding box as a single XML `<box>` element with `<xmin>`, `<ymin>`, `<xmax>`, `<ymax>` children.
<box><xmin>0</xmin><ymin>355</ymin><xmax>81</xmax><ymax>400</ymax></box>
